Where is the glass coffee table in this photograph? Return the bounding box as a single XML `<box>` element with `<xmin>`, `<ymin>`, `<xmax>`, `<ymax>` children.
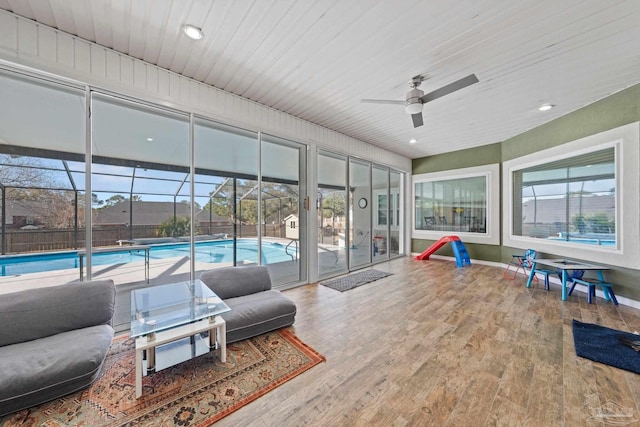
<box><xmin>130</xmin><ymin>279</ymin><xmax>231</xmax><ymax>398</ymax></box>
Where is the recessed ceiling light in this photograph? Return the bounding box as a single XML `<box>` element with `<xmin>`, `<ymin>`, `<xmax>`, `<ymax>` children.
<box><xmin>538</xmin><ymin>104</ymin><xmax>555</xmax><ymax>111</ymax></box>
<box><xmin>409</xmin><ymin>138</ymin><xmax>417</xmax><ymax>144</ymax></box>
<box><xmin>146</xmin><ymin>137</ymin><xmax>154</xmax><ymax>142</ymax></box>
<box><xmin>183</xmin><ymin>24</ymin><xmax>203</xmax><ymax>40</ymax></box>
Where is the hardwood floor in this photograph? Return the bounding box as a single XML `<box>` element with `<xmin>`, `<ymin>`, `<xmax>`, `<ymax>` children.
<box><xmin>216</xmin><ymin>257</ymin><xmax>640</xmax><ymax>426</ymax></box>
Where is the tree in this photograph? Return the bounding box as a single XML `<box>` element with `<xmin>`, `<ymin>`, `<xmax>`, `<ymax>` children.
<box><xmin>201</xmin><ymin>180</ymin><xmax>299</xmax><ymax>226</ymax></box>
<box><xmin>0</xmin><ymin>154</ymin><xmax>63</xmax><ymax>188</ymax></box>
<box><xmin>104</xmin><ymin>194</ymin><xmax>126</xmax><ymax>207</ymax></box>
<box><xmin>44</xmin><ymin>191</ymin><xmax>85</xmax><ymax>228</ymax></box>
<box><xmin>322</xmin><ymin>192</ymin><xmax>346</xmax><ymax>219</ymax></box>
<box><xmin>584</xmin><ymin>213</ymin><xmax>614</xmax><ymax>233</ymax></box>
<box><xmin>103</xmin><ymin>194</ymin><xmax>142</xmax><ymax>207</ymax></box>
<box><xmin>572</xmin><ymin>213</ymin><xmax>614</xmax><ymax>234</ymax></box>
<box><xmin>92</xmin><ymin>193</ymin><xmax>103</xmax><ymax>207</ymax></box>
<box><xmin>572</xmin><ymin>215</ymin><xmax>586</xmax><ymax>234</ymax></box>
<box><xmin>204</xmin><ymin>196</ymin><xmax>233</xmax><ymax>219</ymax></box>
<box><xmin>156</xmin><ymin>216</ymin><xmax>197</xmax><ymax>237</ymax></box>
<box><xmin>260</xmin><ymin>183</ymin><xmax>298</xmax><ymax>224</ymax></box>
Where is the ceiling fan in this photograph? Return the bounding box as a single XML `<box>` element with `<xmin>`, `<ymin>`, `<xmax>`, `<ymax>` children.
<box><xmin>361</xmin><ymin>74</ymin><xmax>479</xmax><ymax>128</ymax></box>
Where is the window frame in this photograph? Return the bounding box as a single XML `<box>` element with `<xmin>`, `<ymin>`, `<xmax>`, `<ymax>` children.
<box><xmin>503</xmin><ymin>122</ymin><xmax>640</xmax><ymax>268</ymax></box>
<box><xmin>412</xmin><ymin>164</ymin><xmax>500</xmax><ymax>245</ymax></box>
<box><xmin>373</xmin><ymin>188</ymin><xmax>400</xmax><ymax>229</ymax></box>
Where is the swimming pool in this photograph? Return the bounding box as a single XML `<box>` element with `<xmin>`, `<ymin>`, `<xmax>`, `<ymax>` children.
<box><xmin>548</xmin><ymin>237</ymin><xmax>615</xmax><ymax>246</ymax></box>
<box><xmin>0</xmin><ymin>239</ymin><xmax>295</xmax><ymax>277</ymax></box>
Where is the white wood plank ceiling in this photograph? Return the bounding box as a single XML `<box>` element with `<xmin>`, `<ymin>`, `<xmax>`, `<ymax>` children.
<box><xmin>0</xmin><ymin>0</ymin><xmax>638</xmax><ymax>159</ymax></box>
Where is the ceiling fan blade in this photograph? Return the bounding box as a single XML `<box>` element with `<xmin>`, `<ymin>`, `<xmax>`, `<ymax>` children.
<box><xmin>419</xmin><ymin>74</ymin><xmax>479</xmax><ymax>104</ymax></box>
<box><xmin>411</xmin><ymin>113</ymin><xmax>424</xmax><ymax>128</ymax></box>
<box><xmin>360</xmin><ymin>99</ymin><xmax>405</xmax><ymax>105</ymax></box>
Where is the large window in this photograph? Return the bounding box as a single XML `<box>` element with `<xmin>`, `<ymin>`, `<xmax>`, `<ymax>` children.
<box><xmin>503</xmin><ymin>123</ymin><xmax>639</xmax><ymax>269</ymax></box>
<box><xmin>415</xmin><ymin>176</ymin><xmax>487</xmax><ymax>233</ymax></box>
<box><xmin>513</xmin><ymin>148</ymin><xmax>615</xmax><ymax>246</ymax></box>
<box><xmin>413</xmin><ymin>164</ymin><xmax>499</xmax><ymax>245</ymax></box>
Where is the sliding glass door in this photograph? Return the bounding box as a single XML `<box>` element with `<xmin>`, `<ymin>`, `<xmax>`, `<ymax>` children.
<box><xmin>372</xmin><ymin>165</ymin><xmax>389</xmax><ymax>262</ymax></box>
<box><xmin>193</xmin><ymin>119</ymin><xmax>257</xmax><ymax>271</ymax></box>
<box><xmin>261</xmin><ymin>134</ymin><xmax>307</xmax><ymax>285</ymax></box>
<box><xmin>349</xmin><ymin>158</ymin><xmax>372</xmax><ymax>270</ymax></box>
<box><xmin>318</xmin><ymin>151</ymin><xmax>348</xmax><ymax>278</ymax></box>
<box><xmin>390</xmin><ymin>170</ymin><xmax>404</xmax><ymax>257</ymax></box>
<box><xmin>0</xmin><ymin>71</ymin><xmax>85</xmax><ymax>288</ymax></box>
<box><xmin>318</xmin><ymin>150</ymin><xmax>405</xmax><ymax>277</ymax></box>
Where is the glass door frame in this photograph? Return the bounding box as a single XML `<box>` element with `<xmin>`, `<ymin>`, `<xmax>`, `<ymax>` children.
<box><xmin>348</xmin><ymin>157</ymin><xmax>372</xmax><ymax>270</ymax></box>
<box><xmin>317</xmin><ymin>150</ymin><xmax>349</xmax><ymax>279</ymax></box>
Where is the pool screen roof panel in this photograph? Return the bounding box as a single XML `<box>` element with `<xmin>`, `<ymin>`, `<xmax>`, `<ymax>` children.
<box><xmin>0</xmin><ymin>151</ymin><xmax>298</xmax><ymax>201</ymax></box>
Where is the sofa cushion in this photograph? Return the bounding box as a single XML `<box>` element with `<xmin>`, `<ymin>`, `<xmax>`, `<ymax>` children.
<box><xmin>0</xmin><ymin>324</ymin><xmax>114</xmax><ymax>416</ymax></box>
<box><xmin>221</xmin><ymin>290</ymin><xmax>296</xmax><ymax>343</ymax></box>
<box><xmin>0</xmin><ymin>280</ymin><xmax>115</xmax><ymax>347</ymax></box>
<box><xmin>200</xmin><ymin>265</ymin><xmax>272</xmax><ymax>299</ymax></box>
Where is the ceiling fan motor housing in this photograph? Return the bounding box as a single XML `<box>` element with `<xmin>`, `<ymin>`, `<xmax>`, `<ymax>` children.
<box><xmin>405</xmin><ymin>87</ymin><xmax>424</xmax><ymax>114</ymax></box>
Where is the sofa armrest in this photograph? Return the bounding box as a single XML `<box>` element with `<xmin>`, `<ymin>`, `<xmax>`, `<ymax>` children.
<box><xmin>0</xmin><ymin>280</ymin><xmax>115</xmax><ymax>347</ymax></box>
<box><xmin>200</xmin><ymin>265</ymin><xmax>272</xmax><ymax>299</ymax></box>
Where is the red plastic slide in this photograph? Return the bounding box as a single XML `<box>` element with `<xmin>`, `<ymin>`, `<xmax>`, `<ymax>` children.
<box><xmin>414</xmin><ymin>235</ymin><xmax>460</xmax><ymax>260</ymax></box>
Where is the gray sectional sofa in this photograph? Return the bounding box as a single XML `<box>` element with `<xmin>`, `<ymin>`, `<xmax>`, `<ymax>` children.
<box><xmin>0</xmin><ymin>280</ymin><xmax>116</xmax><ymax>416</ymax></box>
<box><xmin>200</xmin><ymin>265</ymin><xmax>297</xmax><ymax>343</ymax></box>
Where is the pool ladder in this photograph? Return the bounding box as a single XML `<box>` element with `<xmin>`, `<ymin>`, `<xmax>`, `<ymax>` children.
<box><xmin>285</xmin><ymin>240</ymin><xmax>298</xmax><ymax>261</ymax></box>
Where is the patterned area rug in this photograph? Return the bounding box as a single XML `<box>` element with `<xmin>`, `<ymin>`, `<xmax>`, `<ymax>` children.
<box><xmin>0</xmin><ymin>329</ymin><xmax>324</xmax><ymax>426</ymax></box>
<box><xmin>321</xmin><ymin>269</ymin><xmax>393</xmax><ymax>292</ymax></box>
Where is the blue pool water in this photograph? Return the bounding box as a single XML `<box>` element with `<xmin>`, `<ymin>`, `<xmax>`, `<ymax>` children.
<box><xmin>548</xmin><ymin>237</ymin><xmax>615</xmax><ymax>246</ymax></box>
<box><xmin>0</xmin><ymin>239</ymin><xmax>294</xmax><ymax>276</ymax></box>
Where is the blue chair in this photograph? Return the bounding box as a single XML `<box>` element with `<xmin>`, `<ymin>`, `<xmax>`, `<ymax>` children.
<box><xmin>567</xmin><ymin>271</ymin><xmax>618</xmax><ymax>304</ymax></box>
<box><xmin>564</xmin><ymin>269</ymin><xmax>585</xmax><ymax>285</ymax></box>
<box><xmin>533</xmin><ymin>268</ymin><xmax>556</xmax><ymax>291</ymax></box>
<box><xmin>534</xmin><ymin>268</ymin><xmax>584</xmax><ymax>291</ymax></box>
<box><xmin>503</xmin><ymin>249</ymin><xmax>537</xmax><ymax>280</ymax></box>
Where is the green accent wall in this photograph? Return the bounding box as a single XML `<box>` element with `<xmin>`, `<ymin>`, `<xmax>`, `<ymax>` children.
<box><xmin>502</xmin><ymin>83</ymin><xmax>640</xmax><ymax>161</ymax></box>
<box><xmin>413</xmin><ymin>142</ymin><xmax>501</xmax><ymax>174</ymax></box>
<box><xmin>412</xmin><ymin>83</ymin><xmax>640</xmax><ymax>301</ymax></box>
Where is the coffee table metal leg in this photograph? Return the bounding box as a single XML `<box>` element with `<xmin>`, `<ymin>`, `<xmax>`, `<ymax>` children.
<box><xmin>208</xmin><ymin>317</ymin><xmax>216</xmax><ymax>350</ymax></box>
<box><xmin>146</xmin><ymin>332</ymin><xmax>156</xmax><ymax>372</ymax></box>
<box><xmin>147</xmin><ymin>346</ymin><xmax>155</xmax><ymax>372</ymax></box>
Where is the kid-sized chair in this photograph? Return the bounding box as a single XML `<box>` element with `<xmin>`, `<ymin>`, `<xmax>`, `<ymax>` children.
<box><xmin>503</xmin><ymin>249</ymin><xmax>538</xmax><ymax>280</ymax></box>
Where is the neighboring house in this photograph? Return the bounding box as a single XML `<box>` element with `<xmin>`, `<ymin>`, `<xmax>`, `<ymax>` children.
<box><xmin>2</xmin><ymin>200</ymin><xmax>45</xmax><ymax>229</ymax></box>
<box><xmin>93</xmin><ymin>201</ymin><xmax>230</xmax><ymax>227</ymax></box>
<box><xmin>521</xmin><ymin>195</ymin><xmax>615</xmax><ymax>237</ymax></box>
<box><xmin>522</xmin><ymin>195</ymin><xmax>615</xmax><ymax>225</ymax></box>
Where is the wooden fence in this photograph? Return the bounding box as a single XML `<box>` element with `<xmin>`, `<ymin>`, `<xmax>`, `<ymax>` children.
<box><xmin>2</xmin><ymin>224</ymin><xmax>285</xmax><ymax>254</ymax></box>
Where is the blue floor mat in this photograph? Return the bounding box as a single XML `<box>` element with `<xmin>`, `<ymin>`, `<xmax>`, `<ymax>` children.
<box><xmin>572</xmin><ymin>319</ymin><xmax>640</xmax><ymax>374</ymax></box>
